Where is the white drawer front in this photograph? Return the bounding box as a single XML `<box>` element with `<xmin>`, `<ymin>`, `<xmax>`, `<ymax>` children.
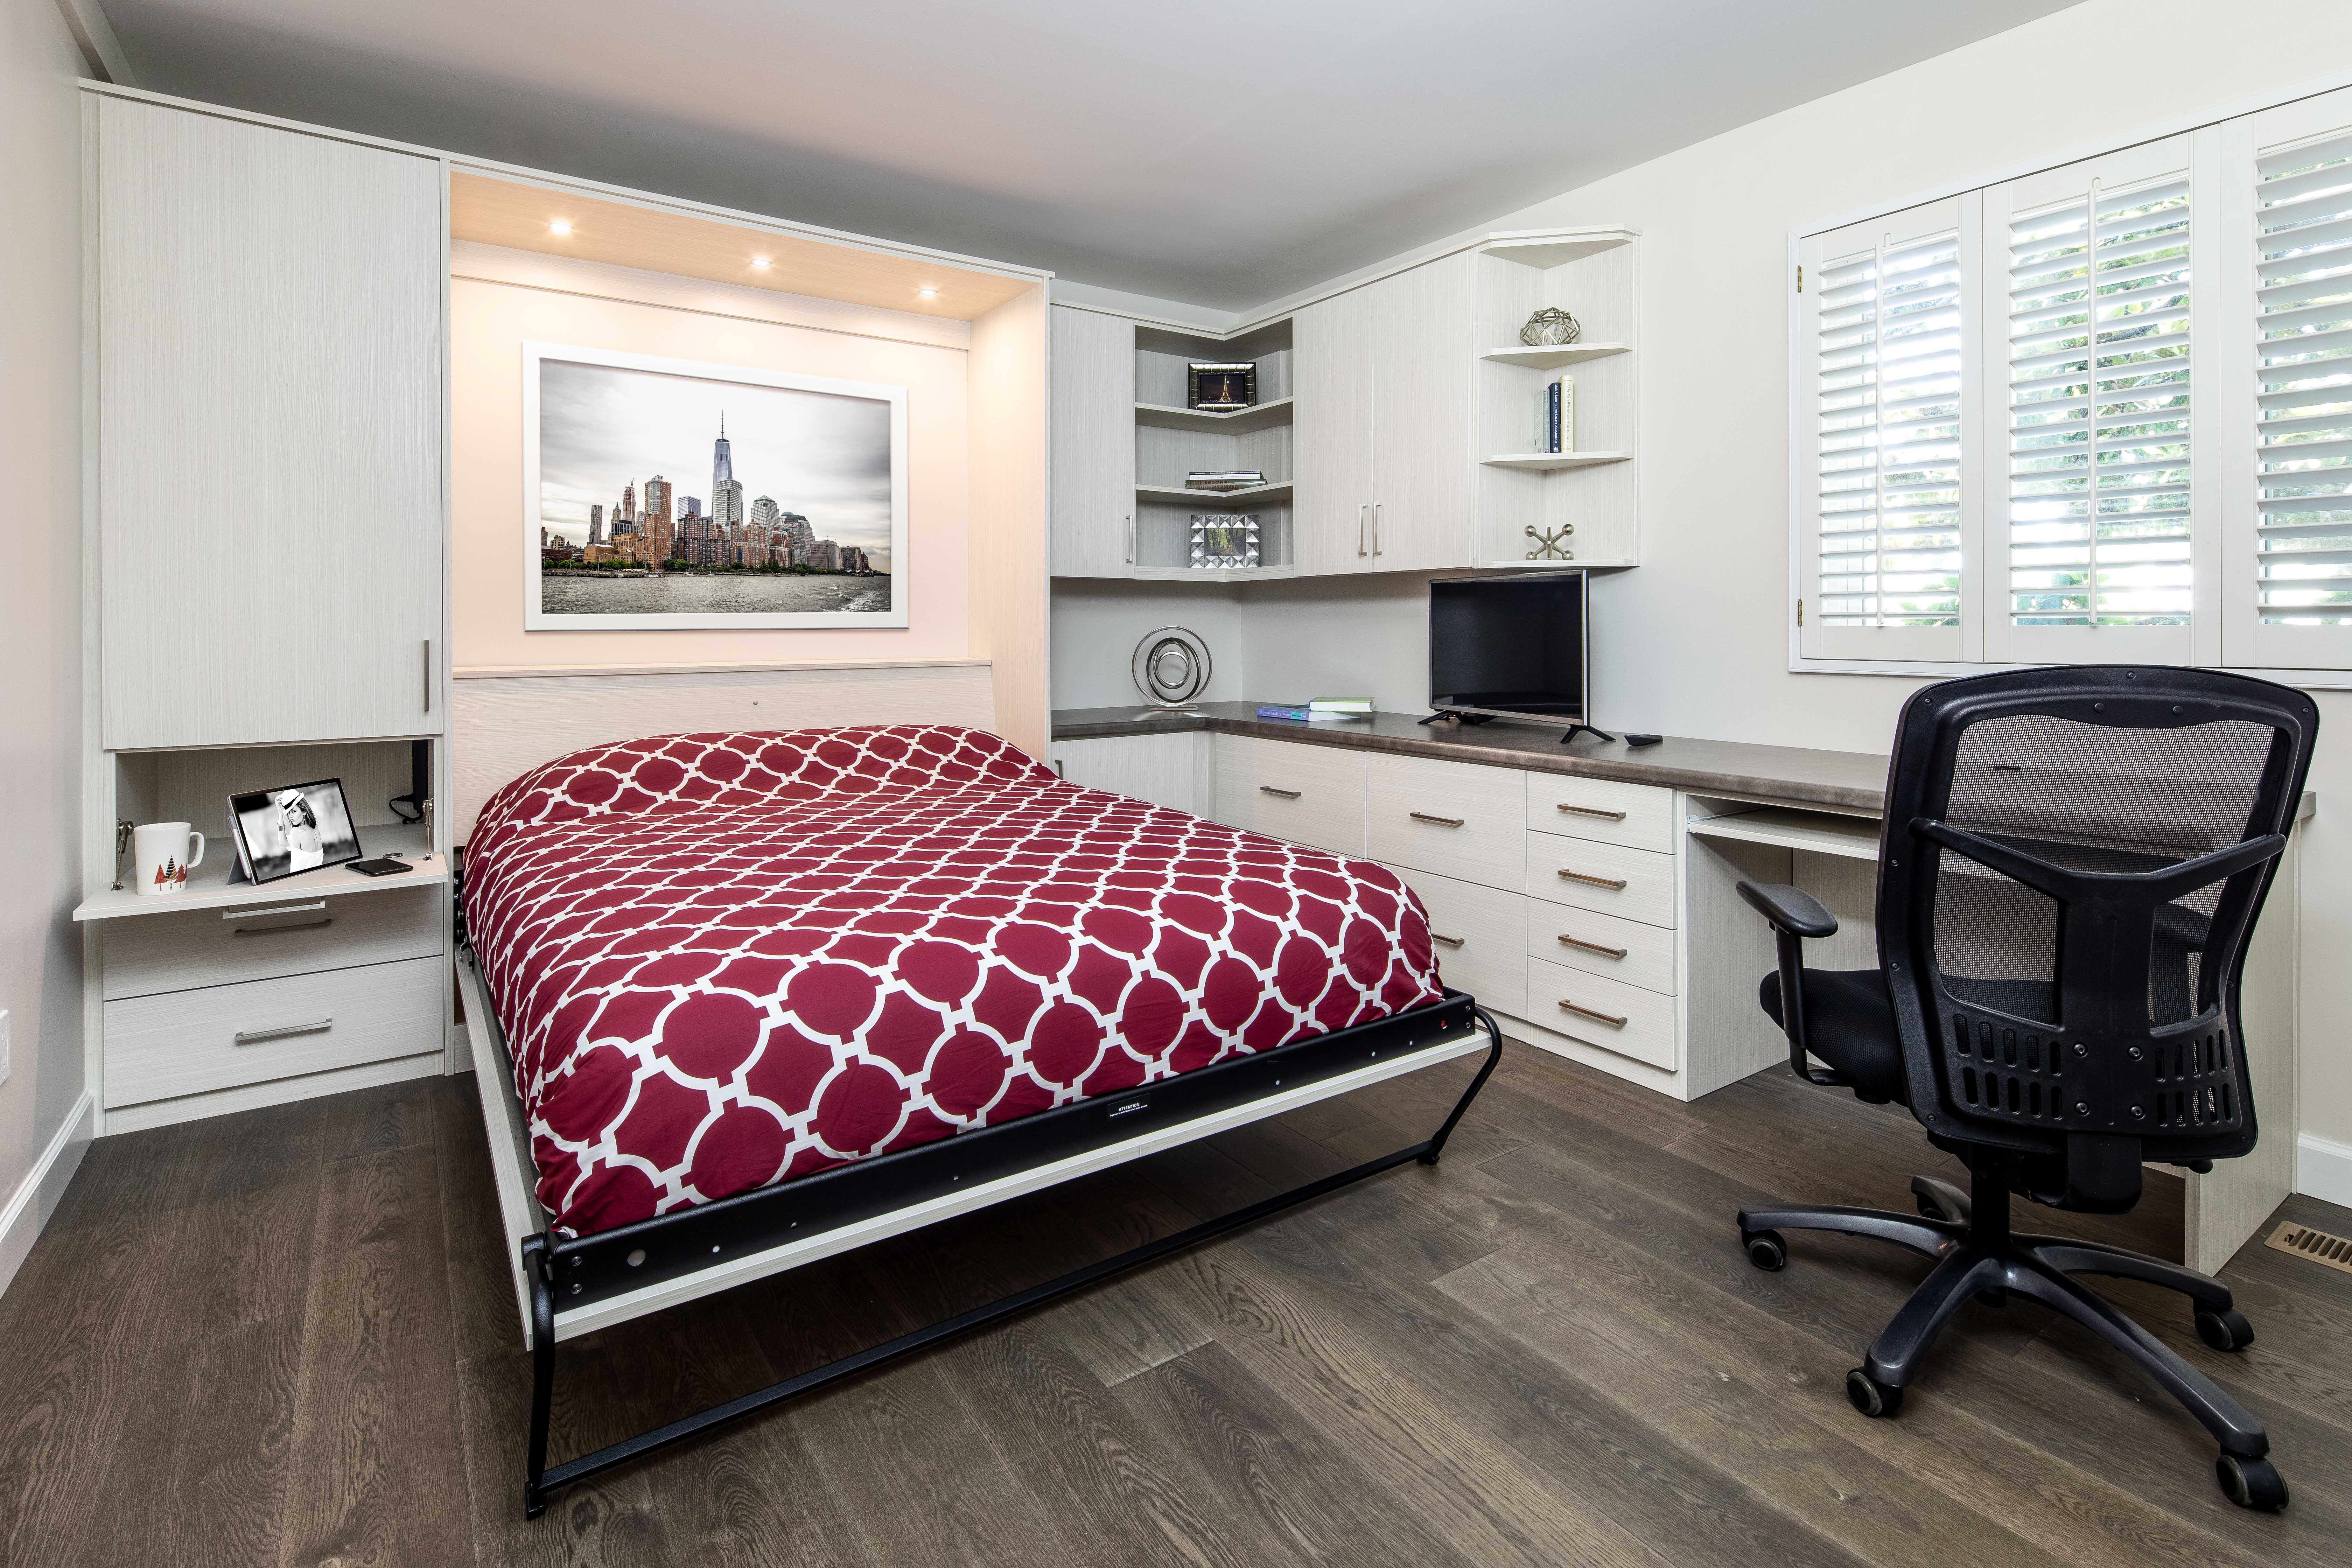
<box><xmin>1215</xmin><ymin>735</ymin><xmax>1367</xmax><ymax>857</ymax></box>
<box><xmin>1383</xmin><ymin>862</ymin><xmax>1527</xmax><ymax>1018</ymax></box>
<box><xmin>1366</xmin><ymin>753</ymin><xmax>1526</xmax><ymax>892</ymax></box>
<box><xmin>104</xmin><ymin>955</ymin><xmax>443</xmax><ymax>1108</ymax></box>
<box><xmin>103</xmin><ymin>884</ymin><xmax>443</xmax><ymax>1000</ymax></box>
<box><xmin>1529</xmin><ymin>958</ymin><xmax>1676</xmax><ymax>1070</ymax></box>
<box><xmin>1525</xmin><ymin>774</ymin><xmax>1676</xmax><ymax>853</ymax></box>
<box><xmin>1527</xmin><ymin>899</ymin><xmax>1676</xmax><ymax>996</ymax></box>
<box><xmin>1527</xmin><ymin>832</ymin><xmax>1676</xmax><ymax>929</ymax></box>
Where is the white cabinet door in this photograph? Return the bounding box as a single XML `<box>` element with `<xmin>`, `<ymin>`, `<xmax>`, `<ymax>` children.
<box><xmin>1049</xmin><ymin>304</ymin><xmax>1136</xmax><ymax>577</ymax></box>
<box><xmin>98</xmin><ymin>97</ymin><xmax>443</xmax><ymax>750</ymax></box>
<box><xmin>1363</xmin><ymin>252</ymin><xmax>1475</xmax><ymax>572</ymax></box>
<box><xmin>1291</xmin><ymin>256</ymin><xmax>1474</xmax><ymax>576</ymax></box>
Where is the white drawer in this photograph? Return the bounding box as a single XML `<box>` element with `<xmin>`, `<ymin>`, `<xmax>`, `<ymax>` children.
<box><xmin>102</xmin><ymin>884</ymin><xmax>443</xmax><ymax>1001</ymax></box>
<box><xmin>1366</xmin><ymin>753</ymin><xmax>1526</xmax><ymax>892</ymax></box>
<box><xmin>1382</xmin><ymin>862</ymin><xmax>1527</xmax><ymax>1018</ymax></box>
<box><xmin>1525</xmin><ymin>774</ymin><xmax>1676</xmax><ymax>854</ymax></box>
<box><xmin>1528</xmin><ymin>957</ymin><xmax>1676</xmax><ymax>1070</ymax></box>
<box><xmin>103</xmin><ymin>955</ymin><xmax>443</xmax><ymax>1108</ymax></box>
<box><xmin>1527</xmin><ymin>899</ymin><xmax>1676</xmax><ymax>996</ymax></box>
<box><xmin>1215</xmin><ymin>734</ymin><xmax>1367</xmax><ymax>856</ymax></box>
<box><xmin>1526</xmin><ymin>832</ymin><xmax>1677</xmax><ymax>929</ymax></box>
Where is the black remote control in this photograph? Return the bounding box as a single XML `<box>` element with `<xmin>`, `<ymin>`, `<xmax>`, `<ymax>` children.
<box><xmin>1625</xmin><ymin>733</ymin><xmax>1663</xmax><ymax>748</ymax></box>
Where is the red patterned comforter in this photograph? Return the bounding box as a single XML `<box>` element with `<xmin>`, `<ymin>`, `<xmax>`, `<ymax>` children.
<box><xmin>463</xmin><ymin>725</ymin><xmax>1442</xmax><ymax>1237</ymax></box>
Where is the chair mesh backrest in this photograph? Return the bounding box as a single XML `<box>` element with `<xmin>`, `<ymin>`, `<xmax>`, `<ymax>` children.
<box><xmin>1878</xmin><ymin>667</ymin><xmax>2315</xmax><ymax>1168</ymax></box>
<box><xmin>1934</xmin><ymin>714</ymin><xmax>2274</xmax><ymax>1029</ymax></box>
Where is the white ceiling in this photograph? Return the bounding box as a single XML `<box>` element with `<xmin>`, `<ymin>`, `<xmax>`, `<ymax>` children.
<box><xmin>103</xmin><ymin>0</ymin><xmax>2084</xmax><ymax>308</ymax></box>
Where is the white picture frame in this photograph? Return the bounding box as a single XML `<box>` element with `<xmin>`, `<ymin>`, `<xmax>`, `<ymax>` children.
<box><xmin>522</xmin><ymin>341</ymin><xmax>911</xmax><ymax>630</ymax></box>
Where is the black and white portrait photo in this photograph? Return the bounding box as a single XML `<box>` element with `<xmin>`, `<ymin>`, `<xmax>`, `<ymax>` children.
<box><xmin>228</xmin><ymin>779</ymin><xmax>363</xmax><ymax>884</ymax></box>
<box><xmin>523</xmin><ymin>342</ymin><xmax>909</xmax><ymax>631</ymax></box>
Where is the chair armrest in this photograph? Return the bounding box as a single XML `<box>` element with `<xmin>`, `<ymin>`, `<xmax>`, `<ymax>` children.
<box><xmin>1736</xmin><ymin>880</ymin><xmax>1838</xmax><ymax>939</ymax></box>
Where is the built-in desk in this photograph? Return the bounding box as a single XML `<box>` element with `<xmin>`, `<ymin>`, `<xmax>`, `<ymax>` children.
<box><xmin>1049</xmin><ymin>704</ymin><xmax>2314</xmax><ymax>1271</ymax></box>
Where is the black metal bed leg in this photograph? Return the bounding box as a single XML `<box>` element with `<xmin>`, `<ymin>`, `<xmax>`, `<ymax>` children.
<box><xmin>1421</xmin><ymin>1008</ymin><xmax>1505</xmax><ymax>1165</ymax></box>
<box><xmin>523</xmin><ymin>1234</ymin><xmax>556</xmax><ymax>1521</ymax></box>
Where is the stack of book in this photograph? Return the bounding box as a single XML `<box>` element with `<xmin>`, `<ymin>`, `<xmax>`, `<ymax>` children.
<box><xmin>1257</xmin><ymin>698</ymin><xmax>1374</xmax><ymax>721</ymax></box>
<box><xmin>1186</xmin><ymin>470</ymin><xmax>1265</xmax><ymax>492</ymax></box>
<box><xmin>1535</xmin><ymin>374</ymin><xmax>1576</xmax><ymax>454</ymax></box>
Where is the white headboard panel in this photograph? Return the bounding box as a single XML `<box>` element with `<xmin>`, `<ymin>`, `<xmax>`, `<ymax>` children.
<box><xmin>451</xmin><ymin>659</ymin><xmax>996</xmax><ymax>840</ymax></box>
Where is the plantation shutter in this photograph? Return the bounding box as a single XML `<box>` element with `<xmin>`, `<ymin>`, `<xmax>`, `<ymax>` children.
<box><xmin>1983</xmin><ymin>135</ymin><xmax>2205</xmax><ymax>664</ymax></box>
<box><xmin>2224</xmin><ymin>86</ymin><xmax>2352</xmax><ymax>670</ymax></box>
<box><xmin>1797</xmin><ymin>196</ymin><xmax>1975</xmax><ymax>662</ymax></box>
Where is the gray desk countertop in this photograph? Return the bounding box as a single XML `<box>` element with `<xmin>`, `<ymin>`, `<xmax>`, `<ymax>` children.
<box><xmin>1050</xmin><ymin>702</ymin><xmax>1894</xmax><ymax>813</ymax></box>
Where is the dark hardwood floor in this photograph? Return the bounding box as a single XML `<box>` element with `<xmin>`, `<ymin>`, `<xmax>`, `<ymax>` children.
<box><xmin>4</xmin><ymin>1043</ymin><xmax>2349</xmax><ymax>1566</ymax></box>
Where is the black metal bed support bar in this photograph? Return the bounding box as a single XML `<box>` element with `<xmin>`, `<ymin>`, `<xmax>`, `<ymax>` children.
<box><xmin>521</xmin><ymin>1004</ymin><xmax>1505</xmax><ymax>1518</ymax></box>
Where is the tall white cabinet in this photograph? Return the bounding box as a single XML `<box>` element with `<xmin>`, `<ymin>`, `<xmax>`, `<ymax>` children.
<box><xmin>79</xmin><ymin>92</ymin><xmax>454</xmax><ymax>1134</ymax></box>
<box><xmin>96</xmin><ymin>96</ymin><xmax>444</xmax><ymax>751</ymax></box>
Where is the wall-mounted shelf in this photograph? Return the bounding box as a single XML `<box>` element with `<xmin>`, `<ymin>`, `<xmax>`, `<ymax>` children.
<box><xmin>1134</xmin><ymin>398</ymin><xmax>1294</xmax><ymax>434</ymax></box>
<box><xmin>1480</xmin><ymin>343</ymin><xmax>1630</xmax><ymax>370</ymax></box>
<box><xmin>1138</xmin><ymin>481</ymin><xmax>1295</xmax><ymax>504</ymax></box>
<box><xmin>1481</xmin><ymin>230</ymin><xmax>1638</xmax><ymax>269</ymax></box>
<box><xmin>75</xmin><ymin>823</ymin><xmax>442</xmax><ymax>922</ymax></box>
<box><xmin>1482</xmin><ymin>452</ymin><xmax>1630</xmax><ymax>471</ymax></box>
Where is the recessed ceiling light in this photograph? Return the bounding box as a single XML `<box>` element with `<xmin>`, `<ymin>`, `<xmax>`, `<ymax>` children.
<box><xmin>917</xmin><ymin>286</ymin><xmax>939</xmax><ymax>300</ymax></box>
<box><xmin>750</xmin><ymin>255</ymin><xmax>771</xmax><ymax>270</ymax></box>
<box><xmin>548</xmin><ymin>219</ymin><xmax>573</xmax><ymax>237</ymax></box>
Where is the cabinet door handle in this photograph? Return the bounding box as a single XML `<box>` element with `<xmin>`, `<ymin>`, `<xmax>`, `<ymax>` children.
<box><xmin>1558</xmin><ymin>934</ymin><xmax>1629</xmax><ymax>959</ymax></box>
<box><xmin>234</xmin><ymin>1017</ymin><xmax>333</xmax><ymax>1045</ymax></box>
<box><xmin>1409</xmin><ymin>811</ymin><xmax>1465</xmax><ymax>827</ymax></box>
<box><xmin>1556</xmin><ymin>868</ymin><xmax>1629</xmax><ymax>889</ymax></box>
<box><xmin>1357</xmin><ymin>505</ymin><xmax>1368</xmax><ymax>557</ymax></box>
<box><xmin>221</xmin><ymin>901</ymin><xmax>328</xmax><ymax>921</ymax></box>
<box><xmin>1556</xmin><ymin>803</ymin><xmax>1628</xmax><ymax>821</ymax></box>
<box><xmin>423</xmin><ymin>639</ymin><xmax>433</xmax><ymax>714</ymax></box>
<box><xmin>1429</xmin><ymin>931</ymin><xmax>1465</xmax><ymax>949</ymax></box>
<box><xmin>1124</xmin><ymin>512</ymin><xmax>1134</xmax><ymax>565</ymax></box>
<box><xmin>1558</xmin><ymin>999</ymin><xmax>1628</xmax><ymax>1028</ymax></box>
<box><xmin>1373</xmin><ymin>502</ymin><xmax>1383</xmax><ymax>555</ymax></box>
<box><xmin>1259</xmin><ymin>785</ymin><xmax>1302</xmax><ymax>799</ymax></box>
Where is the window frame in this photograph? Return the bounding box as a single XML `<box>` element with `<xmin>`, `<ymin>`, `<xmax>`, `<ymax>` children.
<box><xmin>1786</xmin><ymin>68</ymin><xmax>2352</xmax><ymax>687</ymax></box>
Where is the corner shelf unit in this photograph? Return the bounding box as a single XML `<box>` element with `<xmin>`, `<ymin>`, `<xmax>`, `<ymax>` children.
<box><xmin>1129</xmin><ymin>320</ymin><xmax>1296</xmax><ymax>574</ymax></box>
<box><xmin>1473</xmin><ymin>228</ymin><xmax>1641</xmax><ymax>568</ymax></box>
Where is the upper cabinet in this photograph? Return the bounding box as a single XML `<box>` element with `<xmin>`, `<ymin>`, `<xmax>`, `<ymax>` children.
<box><xmin>1048</xmin><ymin>228</ymin><xmax>1639</xmax><ymax>581</ymax></box>
<box><xmin>96</xmin><ymin>97</ymin><xmax>444</xmax><ymax>751</ymax></box>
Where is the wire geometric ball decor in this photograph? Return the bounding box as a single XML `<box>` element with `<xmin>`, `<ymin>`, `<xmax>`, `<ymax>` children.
<box><xmin>1132</xmin><ymin>627</ymin><xmax>1213</xmax><ymax>710</ymax></box>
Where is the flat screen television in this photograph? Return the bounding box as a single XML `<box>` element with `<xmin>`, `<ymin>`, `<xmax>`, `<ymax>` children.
<box><xmin>1429</xmin><ymin>571</ymin><xmax>1590</xmax><ymax>727</ymax></box>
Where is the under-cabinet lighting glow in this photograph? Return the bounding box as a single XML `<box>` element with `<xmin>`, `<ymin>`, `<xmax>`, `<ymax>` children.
<box><xmin>548</xmin><ymin>219</ymin><xmax>573</xmax><ymax>237</ymax></box>
<box><xmin>750</xmin><ymin>255</ymin><xmax>772</xmax><ymax>270</ymax></box>
<box><xmin>917</xmin><ymin>286</ymin><xmax>939</xmax><ymax>300</ymax></box>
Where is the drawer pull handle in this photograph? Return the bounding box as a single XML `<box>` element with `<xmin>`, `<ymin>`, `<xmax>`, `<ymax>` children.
<box><xmin>1558</xmin><ymin>804</ymin><xmax>1629</xmax><ymax>821</ymax></box>
<box><xmin>1409</xmin><ymin>812</ymin><xmax>1466</xmax><ymax>827</ymax></box>
<box><xmin>1556</xmin><ymin>868</ymin><xmax>1630</xmax><ymax>890</ymax></box>
<box><xmin>233</xmin><ymin>1017</ymin><xmax>333</xmax><ymax>1046</ymax></box>
<box><xmin>222</xmin><ymin>901</ymin><xmax>328</xmax><ymax>920</ymax></box>
<box><xmin>1559</xmin><ymin>1000</ymin><xmax>1629</xmax><ymax>1028</ymax></box>
<box><xmin>232</xmin><ymin>917</ymin><xmax>334</xmax><ymax>937</ymax></box>
<box><xmin>1430</xmin><ymin>931</ymin><xmax>1466</xmax><ymax>948</ymax></box>
<box><xmin>1558</xmin><ymin>934</ymin><xmax>1629</xmax><ymax>959</ymax></box>
<box><xmin>1260</xmin><ymin>785</ymin><xmax>1302</xmax><ymax>799</ymax></box>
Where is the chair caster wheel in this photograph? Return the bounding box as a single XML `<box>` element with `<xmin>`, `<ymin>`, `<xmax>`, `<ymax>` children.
<box><xmin>2196</xmin><ymin>1307</ymin><xmax>2255</xmax><ymax>1352</ymax></box>
<box><xmin>2216</xmin><ymin>1453</ymin><xmax>2288</xmax><ymax>1511</ymax></box>
<box><xmin>1743</xmin><ymin>1230</ymin><xmax>1787</xmax><ymax>1271</ymax></box>
<box><xmin>1845</xmin><ymin>1368</ymin><xmax>1904</xmax><ymax>1418</ymax></box>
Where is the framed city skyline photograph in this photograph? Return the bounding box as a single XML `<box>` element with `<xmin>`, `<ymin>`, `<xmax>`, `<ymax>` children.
<box><xmin>522</xmin><ymin>342</ymin><xmax>910</xmax><ymax>630</ymax></box>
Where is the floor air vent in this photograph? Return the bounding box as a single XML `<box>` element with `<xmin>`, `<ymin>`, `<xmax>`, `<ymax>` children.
<box><xmin>2264</xmin><ymin>1220</ymin><xmax>2352</xmax><ymax>1276</ymax></box>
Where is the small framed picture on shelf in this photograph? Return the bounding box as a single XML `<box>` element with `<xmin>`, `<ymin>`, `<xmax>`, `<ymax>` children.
<box><xmin>1190</xmin><ymin>513</ymin><xmax>1260</xmax><ymax>570</ymax></box>
<box><xmin>1186</xmin><ymin>362</ymin><xmax>1256</xmax><ymax>411</ymax></box>
<box><xmin>227</xmin><ymin>778</ymin><xmax>363</xmax><ymax>885</ymax></box>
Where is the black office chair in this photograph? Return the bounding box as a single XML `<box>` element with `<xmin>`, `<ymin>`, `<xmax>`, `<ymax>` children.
<box><xmin>1733</xmin><ymin>666</ymin><xmax>2316</xmax><ymax>1512</ymax></box>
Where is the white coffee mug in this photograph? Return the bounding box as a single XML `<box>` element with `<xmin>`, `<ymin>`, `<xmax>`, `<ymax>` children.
<box><xmin>133</xmin><ymin>821</ymin><xmax>206</xmax><ymax>897</ymax></box>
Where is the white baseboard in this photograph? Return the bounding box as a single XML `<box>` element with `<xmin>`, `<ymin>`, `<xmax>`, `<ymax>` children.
<box><xmin>0</xmin><ymin>1092</ymin><xmax>97</xmax><ymax>1302</ymax></box>
<box><xmin>2297</xmin><ymin>1134</ymin><xmax>2352</xmax><ymax>1211</ymax></box>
